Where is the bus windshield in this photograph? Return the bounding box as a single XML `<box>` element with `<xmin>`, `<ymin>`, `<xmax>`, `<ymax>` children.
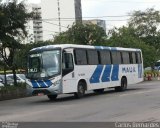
<box><xmin>27</xmin><ymin>50</ymin><xmax>61</xmax><ymax>79</ymax></box>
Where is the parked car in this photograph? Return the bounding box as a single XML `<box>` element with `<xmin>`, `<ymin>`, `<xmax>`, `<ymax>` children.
<box><xmin>6</xmin><ymin>74</ymin><xmax>26</xmax><ymax>83</ymax></box>
<box><xmin>0</xmin><ymin>75</ymin><xmax>14</xmax><ymax>85</ymax></box>
<box><xmin>144</xmin><ymin>67</ymin><xmax>152</xmax><ymax>71</ymax></box>
<box><xmin>0</xmin><ymin>79</ymin><xmax>4</xmax><ymax>87</ymax></box>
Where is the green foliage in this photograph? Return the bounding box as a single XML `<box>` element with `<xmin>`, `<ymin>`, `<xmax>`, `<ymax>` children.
<box><xmin>54</xmin><ymin>23</ymin><xmax>106</xmax><ymax>45</ymax></box>
<box><xmin>0</xmin><ymin>0</ymin><xmax>32</xmax><ymax>45</ymax></box>
<box><xmin>106</xmin><ymin>26</ymin><xmax>157</xmax><ymax>67</ymax></box>
<box><xmin>14</xmin><ymin>41</ymin><xmax>53</xmax><ymax>69</ymax></box>
<box><xmin>128</xmin><ymin>8</ymin><xmax>160</xmax><ymax>48</ymax></box>
<box><xmin>0</xmin><ymin>0</ymin><xmax>32</xmax><ymax>64</ymax></box>
<box><xmin>0</xmin><ymin>0</ymin><xmax>33</xmax><ymax>86</ymax></box>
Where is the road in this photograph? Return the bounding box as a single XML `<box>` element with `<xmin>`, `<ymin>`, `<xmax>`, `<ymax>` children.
<box><xmin>0</xmin><ymin>81</ymin><xmax>160</xmax><ymax>122</ymax></box>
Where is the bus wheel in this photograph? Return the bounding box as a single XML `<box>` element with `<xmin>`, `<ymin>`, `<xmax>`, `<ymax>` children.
<box><xmin>115</xmin><ymin>77</ymin><xmax>127</xmax><ymax>92</ymax></box>
<box><xmin>47</xmin><ymin>94</ymin><xmax>58</xmax><ymax>100</ymax></box>
<box><xmin>74</xmin><ymin>81</ymin><xmax>85</xmax><ymax>98</ymax></box>
<box><xmin>93</xmin><ymin>89</ymin><xmax>104</xmax><ymax>94</ymax></box>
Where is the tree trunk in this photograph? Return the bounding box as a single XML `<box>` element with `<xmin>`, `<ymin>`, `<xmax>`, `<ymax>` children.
<box><xmin>12</xmin><ymin>67</ymin><xmax>17</xmax><ymax>86</ymax></box>
<box><xmin>4</xmin><ymin>64</ymin><xmax>7</xmax><ymax>86</ymax></box>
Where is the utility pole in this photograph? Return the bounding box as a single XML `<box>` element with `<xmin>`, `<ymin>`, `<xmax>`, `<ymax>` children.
<box><xmin>57</xmin><ymin>0</ymin><xmax>61</xmax><ymax>33</ymax></box>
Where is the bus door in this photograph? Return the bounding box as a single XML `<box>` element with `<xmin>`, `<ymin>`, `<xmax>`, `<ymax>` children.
<box><xmin>62</xmin><ymin>50</ymin><xmax>77</xmax><ymax>93</ymax></box>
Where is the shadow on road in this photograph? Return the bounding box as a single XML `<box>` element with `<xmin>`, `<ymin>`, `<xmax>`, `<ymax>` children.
<box><xmin>30</xmin><ymin>87</ymin><xmax>147</xmax><ymax>105</ymax></box>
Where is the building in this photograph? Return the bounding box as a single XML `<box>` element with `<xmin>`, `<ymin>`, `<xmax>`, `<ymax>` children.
<box><xmin>40</xmin><ymin>0</ymin><xmax>82</xmax><ymax>41</ymax></box>
<box><xmin>25</xmin><ymin>0</ymin><xmax>82</xmax><ymax>43</ymax></box>
<box><xmin>25</xmin><ymin>4</ymin><xmax>43</xmax><ymax>43</ymax></box>
<box><xmin>32</xmin><ymin>5</ymin><xmax>43</xmax><ymax>42</ymax></box>
<box><xmin>83</xmin><ymin>19</ymin><xmax>106</xmax><ymax>33</ymax></box>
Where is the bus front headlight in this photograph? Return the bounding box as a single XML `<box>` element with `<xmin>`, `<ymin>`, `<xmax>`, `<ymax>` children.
<box><xmin>53</xmin><ymin>79</ymin><xmax>61</xmax><ymax>86</ymax></box>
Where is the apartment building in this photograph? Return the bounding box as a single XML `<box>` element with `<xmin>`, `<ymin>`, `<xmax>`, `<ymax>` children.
<box><xmin>41</xmin><ymin>0</ymin><xmax>82</xmax><ymax>41</ymax></box>
<box><xmin>25</xmin><ymin>0</ymin><xmax>82</xmax><ymax>43</ymax></box>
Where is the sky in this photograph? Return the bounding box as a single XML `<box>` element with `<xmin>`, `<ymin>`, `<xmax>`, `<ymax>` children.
<box><xmin>25</xmin><ymin>0</ymin><xmax>160</xmax><ymax>29</ymax></box>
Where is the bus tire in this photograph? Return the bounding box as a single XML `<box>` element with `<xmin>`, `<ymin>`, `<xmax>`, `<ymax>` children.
<box><xmin>115</xmin><ymin>77</ymin><xmax>127</xmax><ymax>92</ymax></box>
<box><xmin>74</xmin><ymin>81</ymin><xmax>85</xmax><ymax>99</ymax></box>
<box><xmin>47</xmin><ymin>94</ymin><xmax>58</xmax><ymax>100</ymax></box>
<box><xmin>93</xmin><ymin>89</ymin><xmax>104</xmax><ymax>94</ymax></box>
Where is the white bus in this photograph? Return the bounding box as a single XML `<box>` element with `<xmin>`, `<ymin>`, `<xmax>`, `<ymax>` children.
<box><xmin>26</xmin><ymin>44</ymin><xmax>143</xmax><ymax>100</ymax></box>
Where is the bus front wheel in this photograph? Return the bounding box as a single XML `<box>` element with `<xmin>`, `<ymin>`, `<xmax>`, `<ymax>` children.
<box><xmin>47</xmin><ymin>94</ymin><xmax>58</xmax><ymax>100</ymax></box>
<box><xmin>74</xmin><ymin>81</ymin><xmax>85</xmax><ymax>98</ymax></box>
<box><xmin>115</xmin><ymin>77</ymin><xmax>127</xmax><ymax>92</ymax></box>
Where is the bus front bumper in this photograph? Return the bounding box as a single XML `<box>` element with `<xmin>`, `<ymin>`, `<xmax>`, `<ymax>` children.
<box><xmin>27</xmin><ymin>83</ymin><xmax>62</xmax><ymax>96</ymax></box>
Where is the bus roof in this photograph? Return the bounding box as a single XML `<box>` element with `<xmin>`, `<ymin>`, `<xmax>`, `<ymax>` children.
<box><xmin>30</xmin><ymin>44</ymin><xmax>141</xmax><ymax>52</ymax></box>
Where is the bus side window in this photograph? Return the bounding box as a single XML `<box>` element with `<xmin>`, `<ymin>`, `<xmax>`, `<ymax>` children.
<box><xmin>135</xmin><ymin>52</ymin><xmax>141</xmax><ymax>64</ymax></box>
<box><xmin>137</xmin><ymin>52</ymin><xmax>142</xmax><ymax>64</ymax></box>
<box><xmin>62</xmin><ymin>53</ymin><xmax>74</xmax><ymax>76</ymax></box>
<box><xmin>87</xmin><ymin>50</ymin><xmax>99</xmax><ymax>65</ymax></box>
<box><xmin>111</xmin><ymin>51</ymin><xmax>122</xmax><ymax>64</ymax></box>
<box><xmin>111</xmin><ymin>51</ymin><xmax>117</xmax><ymax>64</ymax></box>
<box><xmin>74</xmin><ymin>49</ymin><xmax>87</xmax><ymax>65</ymax></box>
<box><xmin>132</xmin><ymin>52</ymin><xmax>136</xmax><ymax>64</ymax></box>
<box><xmin>99</xmin><ymin>50</ymin><xmax>111</xmax><ymax>65</ymax></box>
<box><xmin>122</xmin><ymin>52</ymin><xmax>130</xmax><ymax>64</ymax></box>
<box><xmin>129</xmin><ymin>52</ymin><xmax>133</xmax><ymax>64</ymax></box>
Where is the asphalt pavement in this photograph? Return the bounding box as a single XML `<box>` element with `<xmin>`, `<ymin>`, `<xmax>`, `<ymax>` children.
<box><xmin>0</xmin><ymin>81</ymin><xmax>160</xmax><ymax>122</ymax></box>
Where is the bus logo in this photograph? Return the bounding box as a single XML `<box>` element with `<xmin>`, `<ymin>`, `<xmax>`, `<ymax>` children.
<box><xmin>122</xmin><ymin>67</ymin><xmax>136</xmax><ymax>73</ymax></box>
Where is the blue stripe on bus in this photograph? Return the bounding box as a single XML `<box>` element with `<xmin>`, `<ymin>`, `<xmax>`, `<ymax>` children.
<box><xmin>138</xmin><ymin>64</ymin><xmax>142</xmax><ymax>78</ymax></box>
<box><xmin>38</xmin><ymin>80</ymin><xmax>47</xmax><ymax>88</ymax></box>
<box><xmin>31</xmin><ymin>80</ymin><xmax>39</xmax><ymax>88</ymax></box>
<box><xmin>110</xmin><ymin>47</ymin><xmax>117</xmax><ymax>51</ymax></box>
<box><xmin>101</xmin><ymin>65</ymin><xmax>112</xmax><ymax>82</ymax></box>
<box><xmin>94</xmin><ymin>46</ymin><xmax>103</xmax><ymax>49</ymax></box>
<box><xmin>94</xmin><ymin>46</ymin><xmax>110</xmax><ymax>50</ymax></box>
<box><xmin>111</xmin><ymin>65</ymin><xmax>119</xmax><ymax>81</ymax></box>
<box><xmin>45</xmin><ymin>80</ymin><xmax>52</xmax><ymax>87</ymax></box>
<box><xmin>31</xmin><ymin>80</ymin><xmax>52</xmax><ymax>88</ymax></box>
<box><xmin>90</xmin><ymin>65</ymin><xmax>104</xmax><ymax>83</ymax></box>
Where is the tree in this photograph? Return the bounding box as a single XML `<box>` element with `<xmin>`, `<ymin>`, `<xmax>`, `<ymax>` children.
<box><xmin>0</xmin><ymin>0</ymin><xmax>32</xmax><ymax>85</ymax></box>
<box><xmin>14</xmin><ymin>41</ymin><xmax>52</xmax><ymax>70</ymax></box>
<box><xmin>128</xmin><ymin>8</ymin><xmax>160</xmax><ymax>48</ymax></box>
<box><xmin>106</xmin><ymin>26</ymin><xmax>157</xmax><ymax>67</ymax></box>
<box><xmin>54</xmin><ymin>23</ymin><xmax>106</xmax><ymax>45</ymax></box>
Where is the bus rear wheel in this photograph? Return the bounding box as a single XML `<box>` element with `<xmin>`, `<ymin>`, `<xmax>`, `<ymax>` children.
<box><xmin>115</xmin><ymin>77</ymin><xmax>127</xmax><ymax>92</ymax></box>
<box><xmin>74</xmin><ymin>81</ymin><xmax>85</xmax><ymax>99</ymax></box>
<box><xmin>47</xmin><ymin>94</ymin><xmax>58</xmax><ymax>100</ymax></box>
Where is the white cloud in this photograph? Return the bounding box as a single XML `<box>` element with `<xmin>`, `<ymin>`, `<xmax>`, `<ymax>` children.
<box><xmin>82</xmin><ymin>0</ymin><xmax>160</xmax><ymax>28</ymax></box>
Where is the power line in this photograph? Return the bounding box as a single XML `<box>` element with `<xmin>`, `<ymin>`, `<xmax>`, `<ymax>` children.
<box><xmin>42</xmin><ymin>18</ymin><xmax>129</xmax><ymax>22</ymax></box>
<box><xmin>29</xmin><ymin>28</ymin><xmax>59</xmax><ymax>33</ymax></box>
<box><xmin>42</xmin><ymin>15</ymin><xmax>131</xmax><ymax>21</ymax></box>
<box><xmin>42</xmin><ymin>20</ymin><xmax>68</xmax><ymax>28</ymax></box>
